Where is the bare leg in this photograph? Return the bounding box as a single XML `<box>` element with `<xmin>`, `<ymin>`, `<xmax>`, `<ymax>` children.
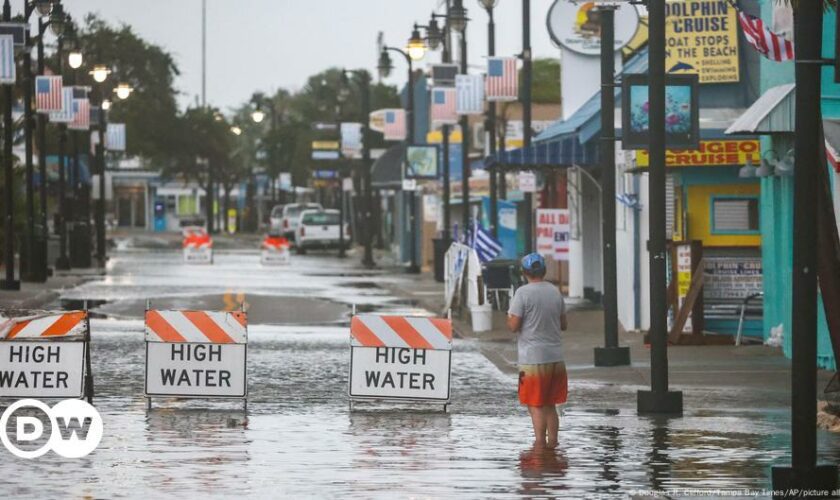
<box><xmin>544</xmin><ymin>405</ymin><xmax>559</xmax><ymax>448</ymax></box>
<box><xmin>528</xmin><ymin>405</ymin><xmax>547</xmax><ymax>448</ymax></box>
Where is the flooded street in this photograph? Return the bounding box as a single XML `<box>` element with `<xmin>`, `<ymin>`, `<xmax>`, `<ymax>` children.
<box><xmin>3</xmin><ymin>246</ymin><xmax>840</xmax><ymax>498</ymax></box>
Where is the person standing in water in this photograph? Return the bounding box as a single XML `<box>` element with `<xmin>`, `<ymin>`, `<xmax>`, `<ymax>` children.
<box><xmin>507</xmin><ymin>253</ymin><xmax>568</xmax><ymax>449</ymax></box>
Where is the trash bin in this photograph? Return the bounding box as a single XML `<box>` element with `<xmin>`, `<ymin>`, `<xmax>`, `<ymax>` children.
<box><xmin>433</xmin><ymin>237</ymin><xmax>451</xmax><ymax>283</ymax></box>
<box><xmin>470</xmin><ymin>304</ymin><xmax>493</xmax><ymax>333</ymax></box>
<box><xmin>70</xmin><ymin>222</ymin><xmax>92</xmax><ymax>268</ymax></box>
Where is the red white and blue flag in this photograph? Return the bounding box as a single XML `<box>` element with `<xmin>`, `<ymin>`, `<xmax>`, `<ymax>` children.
<box><xmin>737</xmin><ymin>12</ymin><xmax>794</xmax><ymax>62</ymax></box>
<box><xmin>485</xmin><ymin>57</ymin><xmax>518</xmax><ymax>102</ymax></box>
<box><xmin>383</xmin><ymin>108</ymin><xmax>406</xmax><ymax>141</ymax></box>
<box><xmin>49</xmin><ymin>87</ymin><xmax>75</xmax><ymax>123</ymax></box>
<box><xmin>430</xmin><ymin>87</ymin><xmax>457</xmax><ymax>125</ymax></box>
<box><xmin>35</xmin><ymin>75</ymin><xmax>63</xmax><ymax>112</ymax></box>
<box><xmin>68</xmin><ymin>98</ymin><xmax>90</xmax><ymax>131</ymax></box>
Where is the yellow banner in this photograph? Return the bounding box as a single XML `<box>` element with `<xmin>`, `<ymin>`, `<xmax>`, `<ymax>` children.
<box><xmin>635</xmin><ymin>140</ymin><xmax>760</xmax><ymax>168</ymax></box>
<box><xmin>665</xmin><ymin>0</ymin><xmax>740</xmax><ymax>84</ymax></box>
<box><xmin>311</xmin><ymin>140</ymin><xmax>339</xmax><ymax>150</ymax></box>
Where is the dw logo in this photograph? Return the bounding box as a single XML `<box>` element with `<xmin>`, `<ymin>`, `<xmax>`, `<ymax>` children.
<box><xmin>0</xmin><ymin>399</ymin><xmax>103</xmax><ymax>459</ymax></box>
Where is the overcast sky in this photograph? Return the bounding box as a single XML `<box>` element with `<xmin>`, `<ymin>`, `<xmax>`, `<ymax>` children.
<box><xmin>66</xmin><ymin>1</ymin><xmax>559</xmax><ymax>113</ymax></box>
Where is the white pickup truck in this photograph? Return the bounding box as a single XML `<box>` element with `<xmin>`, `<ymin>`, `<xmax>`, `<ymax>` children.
<box><xmin>294</xmin><ymin>209</ymin><xmax>349</xmax><ymax>254</ymax></box>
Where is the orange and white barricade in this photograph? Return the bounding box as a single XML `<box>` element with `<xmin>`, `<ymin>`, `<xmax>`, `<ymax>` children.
<box><xmin>348</xmin><ymin>314</ymin><xmax>452</xmax><ymax>409</ymax></box>
<box><xmin>0</xmin><ymin>311</ymin><xmax>92</xmax><ymax>400</ymax></box>
<box><xmin>182</xmin><ymin>226</ymin><xmax>213</xmax><ymax>264</ymax></box>
<box><xmin>144</xmin><ymin>308</ymin><xmax>247</xmax><ymax>406</ymax></box>
<box><xmin>261</xmin><ymin>235</ymin><xmax>291</xmax><ymax>265</ymax></box>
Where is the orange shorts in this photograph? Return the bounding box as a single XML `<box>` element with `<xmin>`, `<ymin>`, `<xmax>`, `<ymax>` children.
<box><xmin>518</xmin><ymin>362</ymin><xmax>568</xmax><ymax>407</ymax></box>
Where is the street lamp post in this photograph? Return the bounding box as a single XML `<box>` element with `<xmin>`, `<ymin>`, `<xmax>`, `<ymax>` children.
<box><xmin>479</xmin><ymin>0</ymin><xmax>499</xmax><ymax>238</ymax></box>
<box><xmin>522</xmin><ymin>0</ymin><xmax>533</xmax><ymax>255</ymax></box>
<box><xmin>381</xmin><ymin>35</ymin><xmax>423</xmax><ymax>274</ymax></box>
<box><xmin>593</xmin><ymin>6</ymin><xmax>630</xmax><ymax>367</ymax></box>
<box><xmin>427</xmin><ymin>7</ymin><xmax>453</xmax><ymax>246</ymax></box>
<box><xmin>341</xmin><ymin>69</ymin><xmax>374</xmax><ymax>268</ymax></box>
<box><xmin>0</xmin><ymin>0</ymin><xmax>18</xmax><ymax>290</ymax></box>
<box><xmin>90</xmin><ymin>64</ymin><xmax>110</xmax><ymax>267</ymax></box>
<box><xmin>21</xmin><ymin>0</ymin><xmax>44</xmax><ymax>282</ymax></box>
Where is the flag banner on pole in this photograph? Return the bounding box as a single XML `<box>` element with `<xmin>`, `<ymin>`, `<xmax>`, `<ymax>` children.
<box><xmin>68</xmin><ymin>98</ymin><xmax>91</xmax><ymax>131</ymax></box>
<box><xmin>430</xmin><ymin>87</ymin><xmax>457</xmax><ymax>125</ymax></box>
<box><xmin>35</xmin><ymin>75</ymin><xmax>63</xmax><ymax>112</ymax></box>
<box><xmin>469</xmin><ymin>218</ymin><xmax>502</xmax><ymax>263</ymax></box>
<box><xmin>383</xmin><ymin>108</ymin><xmax>406</xmax><ymax>141</ymax></box>
<box><xmin>72</xmin><ymin>86</ymin><xmax>89</xmax><ymax>99</ymax></box>
<box><xmin>0</xmin><ymin>34</ymin><xmax>14</xmax><ymax>85</ymax></box>
<box><xmin>340</xmin><ymin>122</ymin><xmax>362</xmax><ymax>159</ymax></box>
<box><xmin>431</xmin><ymin>64</ymin><xmax>459</xmax><ymax>87</ymax></box>
<box><xmin>737</xmin><ymin>11</ymin><xmax>793</xmax><ymax>62</ymax></box>
<box><xmin>49</xmin><ymin>87</ymin><xmax>75</xmax><ymax>123</ymax></box>
<box><xmin>106</xmin><ymin>123</ymin><xmax>126</xmax><ymax>151</ymax></box>
<box><xmin>485</xmin><ymin>57</ymin><xmax>518</xmax><ymax>102</ymax></box>
<box><xmin>456</xmin><ymin>74</ymin><xmax>485</xmax><ymax>115</ymax></box>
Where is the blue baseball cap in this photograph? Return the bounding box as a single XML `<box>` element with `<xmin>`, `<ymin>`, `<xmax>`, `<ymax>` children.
<box><xmin>521</xmin><ymin>253</ymin><xmax>545</xmax><ymax>273</ymax></box>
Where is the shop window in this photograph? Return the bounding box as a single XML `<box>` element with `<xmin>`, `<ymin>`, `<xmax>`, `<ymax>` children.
<box><xmin>711</xmin><ymin>196</ymin><xmax>759</xmax><ymax>234</ymax></box>
<box><xmin>178</xmin><ymin>195</ymin><xmax>198</xmax><ymax>216</ymax></box>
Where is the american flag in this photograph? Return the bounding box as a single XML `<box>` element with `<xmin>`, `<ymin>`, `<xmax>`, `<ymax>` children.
<box><xmin>456</xmin><ymin>74</ymin><xmax>484</xmax><ymax>115</ymax></box>
<box><xmin>35</xmin><ymin>75</ymin><xmax>63</xmax><ymax>112</ymax></box>
<box><xmin>106</xmin><ymin>123</ymin><xmax>126</xmax><ymax>151</ymax></box>
<box><xmin>383</xmin><ymin>108</ymin><xmax>406</xmax><ymax>141</ymax></box>
<box><xmin>49</xmin><ymin>87</ymin><xmax>75</xmax><ymax>123</ymax></box>
<box><xmin>68</xmin><ymin>98</ymin><xmax>90</xmax><ymax>131</ymax></box>
<box><xmin>737</xmin><ymin>12</ymin><xmax>794</xmax><ymax>62</ymax></box>
<box><xmin>0</xmin><ymin>35</ymin><xmax>14</xmax><ymax>85</ymax></box>
<box><xmin>485</xmin><ymin>57</ymin><xmax>518</xmax><ymax>102</ymax></box>
<box><xmin>430</xmin><ymin>87</ymin><xmax>457</xmax><ymax>125</ymax></box>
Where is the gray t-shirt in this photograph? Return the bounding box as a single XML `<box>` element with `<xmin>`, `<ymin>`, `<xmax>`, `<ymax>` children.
<box><xmin>508</xmin><ymin>281</ymin><xmax>565</xmax><ymax>365</ymax></box>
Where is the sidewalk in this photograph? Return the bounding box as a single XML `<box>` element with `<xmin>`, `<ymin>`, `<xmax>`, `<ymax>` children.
<box><xmin>0</xmin><ymin>269</ymin><xmax>95</xmax><ymax>314</ymax></box>
<box><xmin>381</xmin><ymin>268</ymin><xmax>838</xmax><ymax>412</ymax></box>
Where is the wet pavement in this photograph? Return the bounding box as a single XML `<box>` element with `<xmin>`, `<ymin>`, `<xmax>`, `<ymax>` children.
<box><xmin>3</xmin><ymin>245</ymin><xmax>840</xmax><ymax>498</ymax></box>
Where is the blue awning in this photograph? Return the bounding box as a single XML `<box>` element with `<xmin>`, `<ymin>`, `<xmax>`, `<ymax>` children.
<box><xmin>484</xmin><ymin>137</ymin><xmax>598</xmax><ymax>170</ymax></box>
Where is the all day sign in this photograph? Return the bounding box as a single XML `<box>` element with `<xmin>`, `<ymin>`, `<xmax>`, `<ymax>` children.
<box><xmin>665</xmin><ymin>0</ymin><xmax>740</xmax><ymax>83</ymax></box>
<box><xmin>536</xmin><ymin>209</ymin><xmax>570</xmax><ymax>262</ymax></box>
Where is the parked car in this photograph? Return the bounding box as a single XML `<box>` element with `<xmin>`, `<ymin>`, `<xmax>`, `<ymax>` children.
<box><xmin>269</xmin><ymin>205</ymin><xmax>285</xmax><ymax>235</ymax></box>
<box><xmin>279</xmin><ymin>203</ymin><xmax>323</xmax><ymax>239</ymax></box>
<box><xmin>294</xmin><ymin>209</ymin><xmax>349</xmax><ymax>254</ymax></box>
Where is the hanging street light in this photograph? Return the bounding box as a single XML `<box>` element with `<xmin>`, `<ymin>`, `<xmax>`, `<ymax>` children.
<box><xmin>406</xmin><ymin>25</ymin><xmax>427</xmax><ymax>61</ymax></box>
<box><xmin>114</xmin><ymin>83</ymin><xmax>133</xmax><ymax>100</ymax></box>
<box><xmin>251</xmin><ymin>104</ymin><xmax>265</xmax><ymax>123</ymax></box>
<box><xmin>101</xmin><ymin>99</ymin><xmax>111</xmax><ymax>111</ymax></box>
<box><xmin>90</xmin><ymin>64</ymin><xmax>110</xmax><ymax>83</ymax></box>
<box><xmin>449</xmin><ymin>0</ymin><xmax>468</xmax><ymax>33</ymax></box>
<box><xmin>377</xmin><ymin>50</ymin><xmax>393</xmax><ymax>79</ymax></box>
<box><xmin>48</xmin><ymin>2</ymin><xmax>65</xmax><ymax>36</ymax></box>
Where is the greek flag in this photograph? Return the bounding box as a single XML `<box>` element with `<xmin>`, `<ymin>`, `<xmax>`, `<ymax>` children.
<box><xmin>0</xmin><ymin>35</ymin><xmax>14</xmax><ymax>85</ymax></box>
<box><xmin>469</xmin><ymin>219</ymin><xmax>502</xmax><ymax>263</ymax></box>
<box><xmin>455</xmin><ymin>74</ymin><xmax>484</xmax><ymax>115</ymax></box>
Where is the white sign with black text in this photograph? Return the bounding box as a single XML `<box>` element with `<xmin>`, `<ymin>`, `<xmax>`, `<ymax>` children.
<box><xmin>145</xmin><ymin>343</ymin><xmax>247</xmax><ymax>398</ymax></box>
<box><xmin>0</xmin><ymin>342</ymin><xmax>85</xmax><ymax>399</ymax></box>
<box><xmin>349</xmin><ymin>347</ymin><xmax>451</xmax><ymax>401</ymax></box>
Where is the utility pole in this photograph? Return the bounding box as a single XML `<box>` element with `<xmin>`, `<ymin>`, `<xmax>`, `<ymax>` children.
<box><xmin>594</xmin><ymin>6</ymin><xmax>629</xmax><ymax>367</ymax></box>
<box><xmin>359</xmin><ymin>72</ymin><xmax>374</xmax><ymax>268</ymax></box>
<box><xmin>22</xmin><ymin>18</ymin><xmax>39</xmax><ymax>281</ymax></box>
<box><xmin>54</xmin><ymin>33</ymin><xmax>70</xmax><ymax>270</ymax></box>
<box><xmin>441</xmin><ymin>1</ymin><xmax>452</xmax><ymax>245</ymax></box>
<box><xmin>0</xmin><ymin>0</ymin><xmax>18</xmax><ymax>290</ymax></box>
<box><xmin>637</xmin><ymin>0</ymin><xmax>682</xmax><ymax>415</ymax></box>
<box><xmin>772</xmin><ymin>2</ymin><xmax>838</xmax><ymax>492</ymax></box>
<box><xmin>95</xmin><ymin>89</ymin><xmax>107</xmax><ymax>267</ymax></box>
<box><xmin>522</xmin><ymin>0</ymin><xmax>533</xmax><ymax>254</ymax></box>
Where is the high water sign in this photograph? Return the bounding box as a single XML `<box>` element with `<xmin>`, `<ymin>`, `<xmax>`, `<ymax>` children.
<box><xmin>665</xmin><ymin>0</ymin><xmax>740</xmax><ymax>83</ymax></box>
<box><xmin>348</xmin><ymin>315</ymin><xmax>452</xmax><ymax>402</ymax></box>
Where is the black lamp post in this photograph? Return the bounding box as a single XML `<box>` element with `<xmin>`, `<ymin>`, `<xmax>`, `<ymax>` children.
<box><xmin>478</xmin><ymin>0</ymin><xmax>499</xmax><ymax>238</ymax></box>
<box><xmin>89</xmin><ymin>64</ymin><xmax>110</xmax><ymax>268</ymax></box>
<box><xmin>0</xmin><ymin>0</ymin><xmax>18</xmax><ymax>290</ymax></box>
<box><xmin>20</xmin><ymin>0</ymin><xmax>53</xmax><ymax>283</ymax></box>
<box><xmin>427</xmin><ymin>8</ymin><xmax>453</xmax><ymax>246</ymax></box>
<box><xmin>341</xmin><ymin>69</ymin><xmax>374</xmax><ymax>268</ymax></box>
<box><xmin>380</xmin><ymin>31</ymin><xmax>424</xmax><ymax>274</ymax></box>
<box><xmin>521</xmin><ymin>0</ymin><xmax>533</xmax><ymax>255</ymax></box>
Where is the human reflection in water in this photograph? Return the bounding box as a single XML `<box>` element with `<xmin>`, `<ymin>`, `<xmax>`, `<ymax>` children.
<box><xmin>518</xmin><ymin>445</ymin><xmax>569</xmax><ymax>496</ymax></box>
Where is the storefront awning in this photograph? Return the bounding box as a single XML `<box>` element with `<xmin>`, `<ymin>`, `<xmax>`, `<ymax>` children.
<box><xmin>371</xmin><ymin>143</ymin><xmax>405</xmax><ymax>189</ymax></box>
<box><xmin>484</xmin><ymin>138</ymin><xmax>597</xmax><ymax>170</ymax></box>
<box><xmin>725</xmin><ymin>84</ymin><xmax>795</xmax><ymax>135</ymax></box>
